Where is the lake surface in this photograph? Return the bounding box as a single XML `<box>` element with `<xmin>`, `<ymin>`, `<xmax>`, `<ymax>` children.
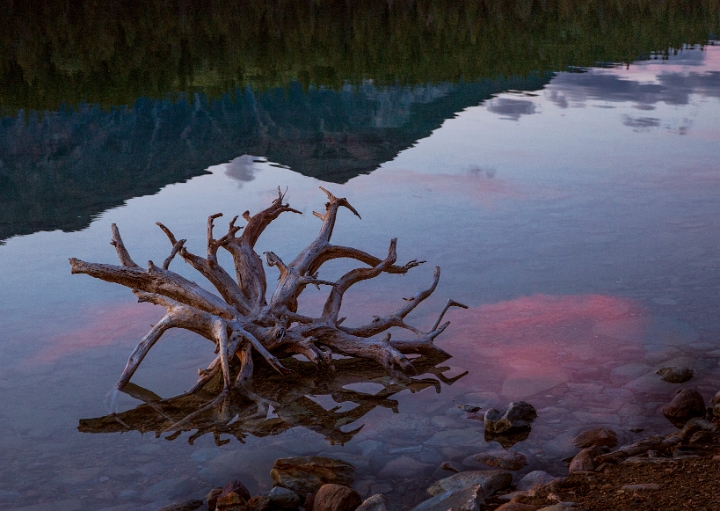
<box><xmin>1</xmin><ymin>2</ymin><xmax>720</xmax><ymax>510</ymax></box>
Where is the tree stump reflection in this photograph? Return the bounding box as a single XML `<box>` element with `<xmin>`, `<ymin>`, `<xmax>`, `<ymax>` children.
<box><xmin>78</xmin><ymin>353</ymin><xmax>466</xmax><ymax>446</ymax></box>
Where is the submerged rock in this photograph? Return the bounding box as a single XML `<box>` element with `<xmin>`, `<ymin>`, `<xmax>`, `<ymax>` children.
<box><xmin>473</xmin><ymin>450</ymin><xmax>528</xmax><ymax>470</ymax></box>
<box><xmin>516</xmin><ymin>471</ymin><xmax>558</xmax><ymax>491</ymax></box>
<box><xmin>660</xmin><ymin>389</ymin><xmax>705</xmax><ymax>427</ymax></box>
<box><xmin>427</xmin><ymin>470</ymin><xmax>512</xmax><ymax>497</ymax></box>
<box><xmin>356</xmin><ymin>494</ymin><xmax>396</xmax><ymax>511</ymax></box>
<box><xmin>484</xmin><ymin>402</ymin><xmax>537</xmax><ymax>434</ymax></box>
<box><xmin>269</xmin><ymin>486</ymin><xmax>302</xmax><ymax>510</ymax></box>
<box><xmin>271</xmin><ymin>456</ymin><xmax>355</xmax><ymax>496</ymax></box>
<box><xmin>656</xmin><ymin>367</ymin><xmax>694</xmax><ymax>383</ymax></box>
<box><xmin>412</xmin><ymin>485</ymin><xmax>486</xmax><ymax>511</ymax></box>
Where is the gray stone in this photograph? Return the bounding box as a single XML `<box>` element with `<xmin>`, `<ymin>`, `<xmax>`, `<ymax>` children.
<box><xmin>356</xmin><ymin>494</ymin><xmax>396</xmax><ymax>511</ymax></box>
<box><xmin>661</xmin><ymin>388</ymin><xmax>705</xmax><ymax>427</ymax></box>
<box><xmin>516</xmin><ymin>471</ymin><xmax>558</xmax><ymax>491</ymax></box>
<box><xmin>610</xmin><ymin>363</ymin><xmax>652</xmax><ymax>379</ymax></box>
<box><xmin>141</xmin><ymin>477</ymin><xmax>189</xmax><ymax>501</ymax></box>
<box><xmin>656</xmin><ymin>367</ymin><xmax>694</xmax><ymax>383</ymax></box>
<box><xmin>623</xmin><ymin>373</ymin><xmax>674</xmax><ymax>394</ymax></box>
<box><xmin>412</xmin><ymin>485</ymin><xmax>486</xmax><ymax>511</ymax></box>
<box><xmin>572</xmin><ymin>428</ymin><xmax>618</xmax><ymax>448</ymax></box>
<box><xmin>271</xmin><ymin>456</ymin><xmax>355</xmax><ymax>496</ymax></box>
<box><xmin>427</xmin><ymin>470</ymin><xmax>512</xmax><ymax>497</ymax></box>
<box><xmin>378</xmin><ymin>456</ymin><xmax>432</xmax><ymax>478</ymax></box>
<box><xmin>269</xmin><ymin>486</ymin><xmax>302</xmax><ymax>510</ymax></box>
<box><xmin>424</xmin><ymin>429</ymin><xmax>482</xmax><ymax>447</ymax></box>
<box><xmin>472</xmin><ymin>450</ymin><xmax>528</xmax><ymax>470</ymax></box>
<box><xmin>484</xmin><ymin>402</ymin><xmax>537</xmax><ymax>434</ymax></box>
<box><xmin>0</xmin><ymin>490</ymin><xmax>20</xmax><ymax>501</ymax></box>
<box><xmin>501</xmin><ymin>372</ymin><xmax>569</xmax><ymax>400</ymax></box>
<box><xmin>13</xmin><ymin>500</ymin><xmax>84</xmax><ymax>511</ymax></box>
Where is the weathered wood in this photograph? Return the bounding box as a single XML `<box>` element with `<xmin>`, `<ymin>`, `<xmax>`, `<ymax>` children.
<box><xmin>70</xmin><ymin>187</ymin><xmax>465</xmax><ymax>393</ymax></box>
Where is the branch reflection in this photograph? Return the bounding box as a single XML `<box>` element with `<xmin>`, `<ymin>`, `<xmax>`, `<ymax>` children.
<box><xmin>78</xmin><ymin>353</ymin><xmax>467</xmax><ymax>447</ymax></box>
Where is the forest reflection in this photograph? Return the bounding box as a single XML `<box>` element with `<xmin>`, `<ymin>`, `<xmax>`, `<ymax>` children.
<box><xmin>1</xmin><ymin>0</ymin><xmax>719</xmax><ymax>111</ymax></box>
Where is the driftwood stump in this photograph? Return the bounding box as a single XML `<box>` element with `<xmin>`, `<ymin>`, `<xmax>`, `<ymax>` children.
<box><xmin>70</xmin><ymin>187</ymin><xmax>465</xmax><ymax>401</ymax></box>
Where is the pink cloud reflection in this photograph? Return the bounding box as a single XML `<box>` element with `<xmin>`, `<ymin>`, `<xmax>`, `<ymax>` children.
<box><xmin>440</xmin><ymin>294</ymin><xmax>649</xmax><ymax>399</ymax></box>
<box><xmin>36</xmin><ymin>302</ymin><xmax>163</xmax><ymax>364</ymax></box>
<box><xmin>35</xmin><ymin>291</ymin><xmax>649</xmax><ymax>403</ymax></box>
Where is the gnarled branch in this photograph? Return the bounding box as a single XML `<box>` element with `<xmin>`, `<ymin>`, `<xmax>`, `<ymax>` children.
<box><xmin>70</xmin><ymin>188</ymin><xmax>463</xmax><ymax>396</ymax></box>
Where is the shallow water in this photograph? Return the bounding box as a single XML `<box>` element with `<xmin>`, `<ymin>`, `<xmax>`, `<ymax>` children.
<box><xmin>1</xmin><ymin>33</ymin><xmax>720</xmax><ymax>511</ymax></box>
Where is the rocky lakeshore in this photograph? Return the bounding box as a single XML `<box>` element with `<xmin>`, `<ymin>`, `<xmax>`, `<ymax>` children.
<box><xmin>125</xmin><ymin>382</ymin><xmax>720</xmax><ymax>511</ymax></box>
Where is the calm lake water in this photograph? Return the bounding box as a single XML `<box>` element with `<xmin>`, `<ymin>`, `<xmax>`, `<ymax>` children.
<box><xmin>1</xmin><ymin>3</ymin><xmax>720</xmax><ymax>510</ymax></box>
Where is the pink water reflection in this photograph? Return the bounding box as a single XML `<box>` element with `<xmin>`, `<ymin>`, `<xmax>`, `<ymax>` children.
<box><xmin>441</xmin><ymin>294</ymin><xmax>649</xmax><ymax>400</ymax></box>
<box><xmin>36</xmin><ymin>302</ymin><xmax>162</xmax><ymax>364</ymax></box>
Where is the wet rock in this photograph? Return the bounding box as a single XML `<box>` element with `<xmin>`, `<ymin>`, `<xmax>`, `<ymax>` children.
<box><xmin>424</xmin><ymin>428</ymin><xmax>481</xmax><ymax>446</ymax></box>
<box><xmin>568</xmin><ymin>446</ymin><xmax>603</xmax><ymax>473</ymax></box>
<box><xmin>356</xmin><ymin>494</ymin><xmax>396</xmax><ymax>511</ymax></box>
<box><xmin>207</xmin><ymin>487</ymin><xmax>224</xmax><ymax>511</ymax></box>
<box><xmin>472</xmin><ymin>450</ymin><xmax>528</xmax><ymax>470</ymax></box>
<box><xmin>247</xmin><ymin>495</ymin><xmax>271</xmax><ymax>511</ymax></box>
<box><xmin>157</xmin><ymin>501</ymin><xmax>204</xmax><ymax>511</ymax></box>
<box><xmin>216</xmin><ymin>492</ymin><xmax>248</xmax><ymax>511</ymax></box>
<box><xmin>485</xmin><ymin>428</ymin><xmax>532</xmax><ymax>449</ymax></box>
<box><xmin>689</xmin><ymin>430</ymin><xmax>714</xmax><ymax>444</ymax></box>
<box><xmin>313</xmin><ymin>484</ymin><xmax>362</xmax><ymax>511</ymax></box>
<box><xmin>378</xmin><ymin>456</ymin><xmax>431</xmax><ymax>478</ymax></box>
<box><xmin>271</xmin><ymin>457</ymin><xmax>355</xmax><ymax>496</ymax></box>
<box><xmin>427</xmin><ymin>470</ymin><xmax>512</xmax><ymax>497</ymax></box>
<box><xmin>412</xmin><ymin>485</ymin><xmax>486</xmax><ymax>511</ymax></box>
<box><xmin>304</xmin><ymin>494</ymin><xmax>316</xmax><ymax>511</ymax></box>
<box><xmin>712</xmin><ymin>390</ymin><xmax>720</xmax><ymax>405</ymax></box>
<box><xmin>269</xmin><ymin>486</ymin><xmax>302</xmax><ymax>510</ymax></box>
<box><xmin>142</xmin><ymin>476</ymin><xmax>189</xmax><ymax>501</ymax></box>
<box><xmin>221</xmin><ymin>480</ymin><xmax>252</xmax><ymax>502</ymax></box>
<box><xmin>516</xmin><ymin>471</ymin><xmax>558</xmax><ymax>491</ymax></box>
<box><xmin>660</xmin><ymin>389</ymin><xmax>705</xmax><ymax>427</ymax></box>
<box><xmin>572</xmin><ymin>428</ymin><xmax>618</xmax><ymax>448</ymax></box>
<box><xmin>656</xmin><ymin>367</ymin><xmax>694</xmax><ymax>383</ymax></box>
<box><xmin>484</xmin><ymin>402</ymin><xmax>537</xmax><ymax>434</ymax></box>
<box><xmin>458</xmin><ymin>404</ymin><xmax>482</xmax><ymax>413</ymax></box>
<box><xmin>440</xmin><ymin>461</ymin><xmax>460</xmax><ymax>473</ymax></box>
<box><xmin>494</xmin><ymin>503</ymin><xmax>539</xmax><ymax>511</ymax></box>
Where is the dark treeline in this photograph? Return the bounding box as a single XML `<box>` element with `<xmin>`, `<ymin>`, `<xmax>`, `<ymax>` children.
<box><xmin>1</xmin><ymin>0</ymin><xmax>719</xmax><ymax>111</ymax></box>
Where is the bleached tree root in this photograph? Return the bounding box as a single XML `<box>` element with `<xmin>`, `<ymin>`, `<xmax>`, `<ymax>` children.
<box><xmin>70</xmin><ymin>187</ymin><xmax>466</xmax><ymax>394</ymax></box>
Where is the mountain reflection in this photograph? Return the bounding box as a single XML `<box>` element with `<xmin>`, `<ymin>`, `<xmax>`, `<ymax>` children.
<box><xmin>1</xmin><ymin>0</ymin><xmax>719</xmax><ymax>243</ymax></box>
<box><xmin>0</xmin><ymin>76</ymin><xmax>549</xmax><ymax>243</ymax></box>
<box><xmin>78</xmin><ymin>353</ymin><xmax>466</xmax><ymax>446</ymax></box>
